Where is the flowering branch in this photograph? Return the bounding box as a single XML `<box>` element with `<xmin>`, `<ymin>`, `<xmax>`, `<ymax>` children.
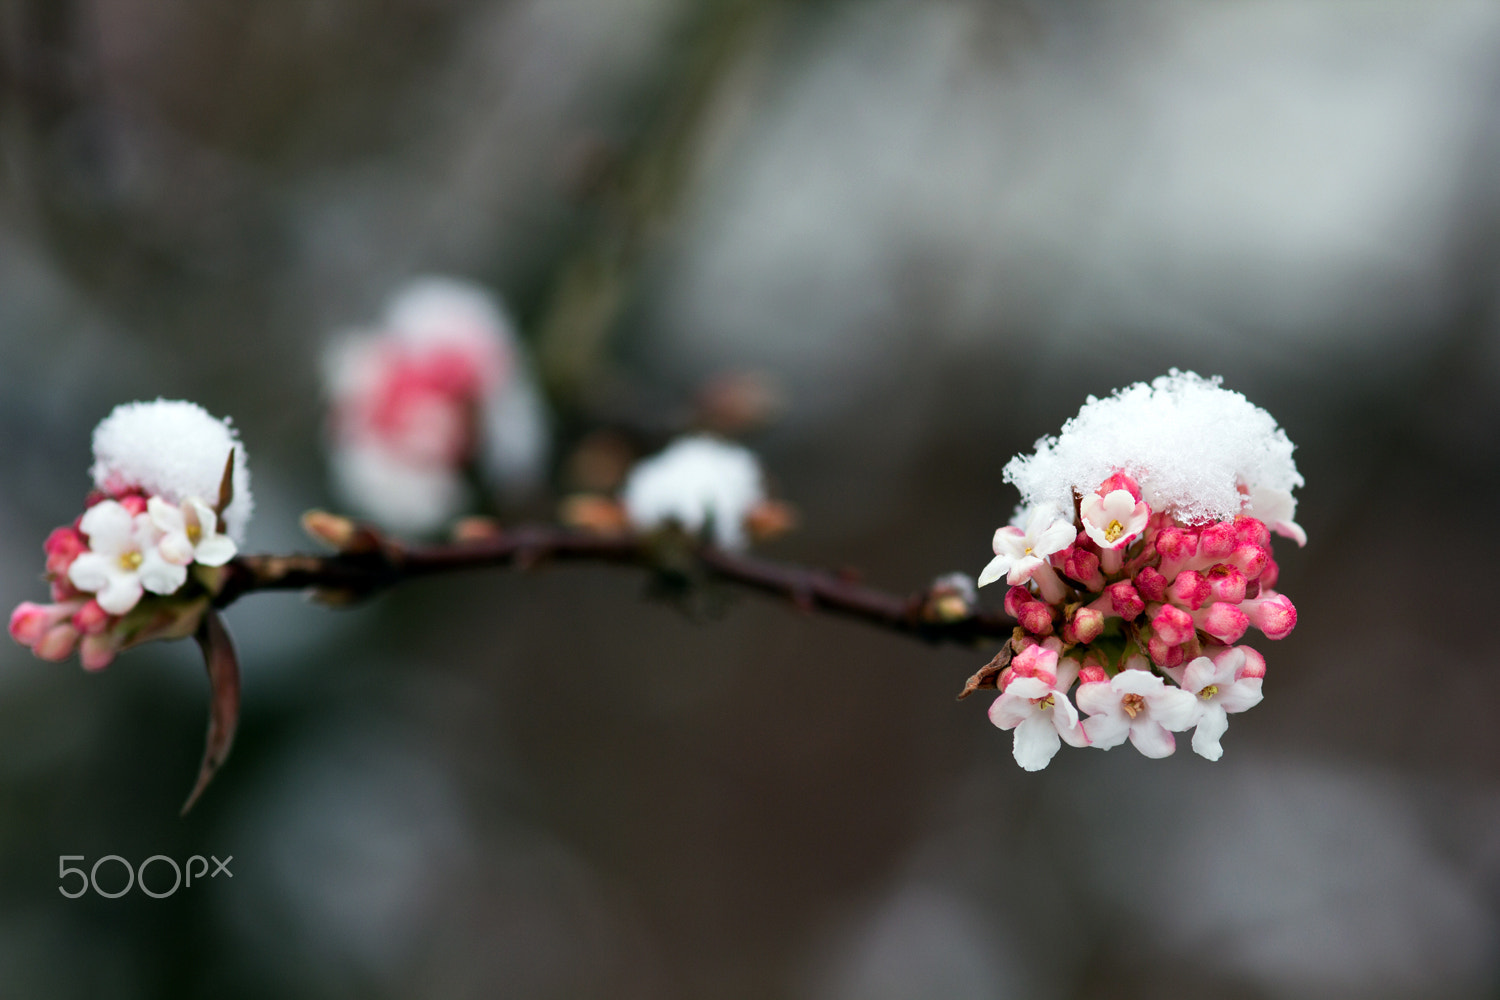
<box><xmin>215</xmin><ymin>521</ymin><xmax>1016</xmax><ymax>646</ymax></box>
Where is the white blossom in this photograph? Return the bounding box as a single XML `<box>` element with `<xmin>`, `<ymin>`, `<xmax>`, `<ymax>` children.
<box><xmin>67</xmin><ymin>501</ymin><xmax>187</xmax><ymax>615</ymax></box>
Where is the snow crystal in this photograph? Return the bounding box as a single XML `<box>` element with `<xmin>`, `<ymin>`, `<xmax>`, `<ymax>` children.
<box><xmin>90</xmin><ymin>400</ymin><xmax>253</xmax><ymax>543</ymax></box>
<box><xmin>1003</xmin><ymin>371</ymin><xmax>1300</xmax><ymax>525</ymax></box>
<box><xmin>621</xmin><ymin>436</ymin><xmax>765</xmax><ymax>550</ymax></box>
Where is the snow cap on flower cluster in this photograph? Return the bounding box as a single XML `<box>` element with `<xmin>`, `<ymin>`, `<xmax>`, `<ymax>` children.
<box><xmin>90</xmin><ymin>400</ymin><xmax>252</xmax><ymax>543</ymax></box>
<box><xmin>324</xmin><ymin>276</ymin><xmax>549</xmax><ymax>533</ymax></box>
<box><xmin>1003</xmin><ymin>371</ymin><xmax>1301</xmax><ymax>527</ymax></box>
<box><xmin>621</xmin><ymin>436</ymin><xmax>765</xmax><ymax>550</ymax></box>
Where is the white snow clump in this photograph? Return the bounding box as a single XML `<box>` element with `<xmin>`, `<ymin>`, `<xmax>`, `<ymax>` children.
<box><xmin>621</xmin><ymin>436</ymin><xmax>765</xmax><ymax>550</ymax></box>
<box><xmin>90</xmin><ymin>399</ymin><xmax>253</xmax><ymax>543</ymax></box>
<box><xmin>1003</xmin><ymin>370</ymin><xmax>1300</xmax><ymax>525</ymax></box>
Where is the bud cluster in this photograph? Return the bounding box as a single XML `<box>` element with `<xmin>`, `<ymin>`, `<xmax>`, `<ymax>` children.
<box><xmin>978</xmin><ymin>372</ymin><xmax>1304</xmax><ymax>770</ymax></box>
<box><xmin>9</xmin><ymin>400</ymin><xmax>249</xmax><ymax>671</ymax></box>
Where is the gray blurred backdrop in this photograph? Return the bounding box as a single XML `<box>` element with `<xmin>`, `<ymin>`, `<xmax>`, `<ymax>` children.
<box><xmin>3</xmin><ymin>1</ymin><xmax>1500</xmax><ymax>998</ymax></box>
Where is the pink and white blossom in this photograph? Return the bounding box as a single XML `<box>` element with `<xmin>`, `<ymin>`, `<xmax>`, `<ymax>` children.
<box><xmin>978</xmin><ymin>505</ymin><xmax>1076</xmax><ymax>602</ymax></box>
<box><xmin>67</xmin><ymin>500</ymin><xmax>187</xmax><ymax>615</ymax></box>
<box><xmin>988</xmin><ymin>646</ymin><xmax>1088</xmax><ymax>771</ymax></box>
<box><xmin>1077</xmin><ymin>664</ymin><xmax>1198</xmax><ymax>758</ymax></box>
<box><xmin>1172</xmin><ymin>648</ymin><xmax>1265</xmax><ymax>760</ymax></box>
<box><xmin>149</xmin><ymin>496</ymin><xmax>238</xmax><ymax>567</ymax></box>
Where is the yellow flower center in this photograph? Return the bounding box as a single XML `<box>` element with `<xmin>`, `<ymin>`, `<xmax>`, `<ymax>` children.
<box><xmin>1121</xmin><ymin>693</ymin><xmax>1145</xmax><ymax>718</ymax></box>
<box><xmin>1035</xmin><ymin>694</ymin><xmax>1055</xmax><ymax>711</ymax></box>
<box><xmin>187</xmin><ymin>523</ymin><xmax>202</xmax><ymax>544</ymax></box>
<box><xmin>119</xmin><ymin>551</ymin><xmax>143</xmax><ymax>571</ymax></box>
<box><xmin>1199</xmin><ymin>684</ymin><xmax>1219</xmax><ymax>700</ymax></box>
<box><xmin>1023</xmin><ymin>545</ymin><xmax>1033</xmax><ymax>556</ymax></box>
<box><xmin>1104</xmin><ymin>519</ymin><xmax>1125</xmax><ymax>543</ymax></box>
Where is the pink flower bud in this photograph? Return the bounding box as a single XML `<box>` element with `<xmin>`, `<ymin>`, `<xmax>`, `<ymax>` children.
<box><xmin>10</xmin><ymin>602</ymin><xmax>71</xmax><ymax>646</ymax></box>
<box><xmin>1194</xmin><ymin>602</ymin><xmax>1250</xmax><ymax>643</ymax></box>
<box><xmin>1226</xmin><ymin>543</ymin><xmax>1269</xmax><ymax>580</ymax></box>
<box><xmin>1205</xmin><ymin>564</ymin><xmax>1246</xmax><ymax>604</ymax></box>
<box><xmin>72</xmin><ymin>599</ymin><xmax>112</xmax><ymax>636</ymax></box>
<box><xmin>1004</xmin><ymin>586</ymin><xmax>1034</xmax><ymax>620</ymax></box>
<box><xmin>1234</xmin><ymin>515</ymin><xmax>1270</xmax><ymax>548</ymax></box>
<box><xmin>1011</xmin><ymin>643</ymin><xmax>1059</xmax><ymax>684</ymax></box>
<box><xmin>1169</xmin><ymin>570</ymin><xmax>1211</xmax><ymax>611</ymax></box>
<box><xmin>1096</xmin><ymin>472</ymin><xmax>1143</xmax><ymax>503</ymax></box>
<box><xmin>43</xmin><ymin>527</ymin><xmax>88</xmax><ymax>578</ymax></box>
<box><xmin>1147</xmin><ymin>634</ymin><xmax>1186</xmax><ymax>669</ymax></box>
<box><xmin>117</xmin><ymin>493</ymin><xmax>149</xmax><ymax>517</ymax></box>
<box><xmin>1151</xmin><ymin>603</ymin><xmax>1195</xmax><ymax>645</ymax></box>
<box><xmin>1134</xmin><ymin>565</ymin><xmax>1168</xmax><ymax>602</ymax></box>
<box><xmin>1018</xmin><ymin>601</ymin><xmax>1055</xmax><ymax>636</ymax></box>
<box><xmin>1259</xmin><ymin>557</ymin><xmax>1279</xmax><ymax>591</ymax></box>
<box><xmin>1077</xmin><ymin>663</ymin><xmax>1110</xmax><ymax>686</ymax></box>
<box><xmin>1243</xmin><ymin>592</ymin><xmax>1297</xmax><ymax>640</ymax></box>
<box><xmin>1155</xmin><ymin>526</ymin><xmax>1199</xmax><ymax>579</ymax></box>
<box><xmin>1059</xmin><ymin>545</ymin><xmax>1105</xmax><ymax>592</ymax></box>
<box><xmin>1198</xmin><ymin>521</ymin><xmax>1237</xmax><ymax>561</ymax></box>
<box><xmin>33</xmin><ymin>623</ymin><xmax>81</xmax><ymax>661</ymax></box>
<box><xmin>1066</xmin><ymin>605</ymin><xmax>1105</xmax><ymax>645</ymax></box>
<box><xmin>1233</xmin><ymin>645</ymin><xmax>1268</xmax><ymax>678</ymax></box>
<box><xmin>1103</xmin><ymin>580</ymin><xmax>1144</xmax><ymax>621</ymax></box>
<box><xmin>79</xmin><ymin>633</ymin><xmax>119</xmax><ymax>671</ymax></box>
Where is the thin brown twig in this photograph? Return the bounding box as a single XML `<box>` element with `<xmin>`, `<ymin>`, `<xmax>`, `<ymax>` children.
<box><xmin>213</xmin><ymin>525</ymin><xmax>1016</xmax><ymax>647</ymax></box>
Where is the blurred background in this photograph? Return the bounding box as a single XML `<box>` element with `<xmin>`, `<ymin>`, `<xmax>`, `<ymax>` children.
<box><xmin>3</xmin><ymin>0</ymin><xmax>1500</xmax><ymax>997</ymax></box>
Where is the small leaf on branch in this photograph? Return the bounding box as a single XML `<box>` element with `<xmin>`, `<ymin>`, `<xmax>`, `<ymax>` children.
<box><xmin>215</xmin><ymin>448</ymin><xmax>236</xmax><ymax>517</ymax></box>
<box><xmin>182</xmin><ymin>609</ymin><xmax>241</xmax><ymax>815</ymax></box>
<box><xmin>957</xmin><ymin>641</ymin><xmax>1013</xmax><ymax>701</ymax></box>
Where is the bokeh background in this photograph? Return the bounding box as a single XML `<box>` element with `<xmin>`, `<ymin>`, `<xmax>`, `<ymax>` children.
<box><xmin>3</xmin><ymin>1</ymin><xmax>1500</xmax><ymax>997</ymax></box>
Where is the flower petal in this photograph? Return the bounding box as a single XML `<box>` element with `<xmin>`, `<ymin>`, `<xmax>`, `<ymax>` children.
<box><xmin>1190</xmin><ymin>705</ymin><xmax>1229</xmax><ymax>760</ymax></box>
<box><xmin>79</xmin><ymin>501</ymin><xmax>133</xmax><ymax>552</ymax></box>
<box><xmin>977</xmin><ymin>554</ymin><xmax>1010</xmax><ymax>589</ymax></box>
<box><xmin>1128</xmin><ymin>721</ymin><xmax>1176</xmax><ymax>758</ymax></box>
<box><xmin>1013</xmin><ymin>713</ymin><xmax>1063</xmax><ymax>771</ymax></box>
<box><xmin>193</xmin><ymin>535</ymin><xmax>238</xmax><ymax>566</ymax></box>
<box><xmin>1216</xmin><ymin>677</ymin><xmax>1264</xmax><ymax>714</ymax></box>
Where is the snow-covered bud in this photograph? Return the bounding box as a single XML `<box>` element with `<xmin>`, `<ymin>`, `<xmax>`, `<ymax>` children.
<box><xmin>923</xmin><ymin>573</ymin><xmax>977</xmax><ymax>623</ymax></box>
<box><xmin>621</xmin><ymin>436</ymin><xmax>767</xmax><ymax>551</ymax></box>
